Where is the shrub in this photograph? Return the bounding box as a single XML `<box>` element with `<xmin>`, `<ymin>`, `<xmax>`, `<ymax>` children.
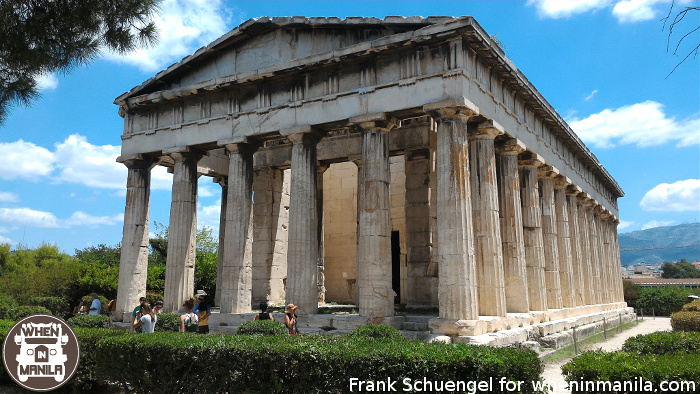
<box><xmin>682</xmin><ymin>300</ymin><xmax>700</xmax><ymax>312</ymax></box>
<box><xmin>346</xmin><ymin>324</ymin><xmax>405</xmax><ymax>340</ymax></box>
<box><xmin>28</xmin><ymin>296</ymin><xmax>70</xmax><ymax>319</ymax></box>
<box><xmin>145</xmin><ymin>292</ymin><xmax>163</xmax><ymax>306</ymax></box>
<box><xmin>623</xmin><ymin>331</ymin><xmax>700</xmax><ymax>355</ymax></box>
<box><xmin>0</xmin><ymin>294</ymin><xmax>18</xmax><ymax>319</ymax></box>
<box><xmin>671</xmin><ymin>311</ymin><xmax>700</xmax><ymax>332</ymax></box>
<box><xmin>7</xmin><ymin>305</ymin><xmax>51</xmax><ymax>321</ymax></box>
<box><xmin>154</xmin><ymin>312</ymin><xmax>181</xmax><ymax>332</ymax></box>
<box><xmin>81</xmin><ymin>294</ymin><xmax>110</xmax><ymax>314</ymax></box>
<box><xmin>635</xmin><ymin>286</ymin><xmax>697</xmax><ymax>316</ymax></box>
<box><xmin>237</xmin><ymin>320</ymin><xmax>287</xmax><ymax>336</ymax></box>
<box><xmin>67</xmin><ymin>314</ymin><xmax>113</xmax><ymax>329</ymax></box>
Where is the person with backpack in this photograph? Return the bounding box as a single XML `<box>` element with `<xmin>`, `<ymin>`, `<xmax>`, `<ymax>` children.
<box><xmin>284</xmin><ymin>304</ymin><xmax>299</xmax><ymax>335</ymax></box>
<box><xmin>193</xmin><ymin>291</ymin><xmax>211</xmax><ymax>334</ymax></box>
<box><xmin>253</xmin><ymin>302</ymin><xmax>274</xmax><ymax>322</ymax></box>
<box><xmin>180</xmin><ymin>297</ymin><xmax>199</xmax><ymax>333</ymax></box>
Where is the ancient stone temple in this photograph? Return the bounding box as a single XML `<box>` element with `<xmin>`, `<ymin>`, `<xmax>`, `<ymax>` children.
<box><xmin>114</xmin><ymin>16</ymin><xmax>627</xmax><ymax>337</ymax></box>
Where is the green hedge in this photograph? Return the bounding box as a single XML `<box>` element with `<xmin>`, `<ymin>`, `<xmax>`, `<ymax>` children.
<box><xmin>28</xmin><ymin>296</ymin><xmax>70</xmax><ymax>319</ymax></box>
<box><xmin>237</xmin><ymin>319</ymin><xmax>287</xmax><ymax>335</ymax></box>
<box><xmin>682</xmin><ymin>300</ymin><xmax>700</xmax><ymax>312</ymax></box>
<box><xmin>67</xmin><ymin>314</ymin><xmax>113</xmax><ymax>329</ymax></box>
<box><xmin>562</xmin><ymin>351</ymin><xmax>700</xmax><ymax>393</ymax></box>
<box><xmin>345</xmin><ymin>324</ymin><xmax>405</xmax><ymax>340</ymax></box>
<box><xmin>93</xmin><ymin>333</ymin><xmax>543</xmax><ymax>393</ymax></box>
<box><xmin>622</xmin><ymin>331</ymin><xmax>700</xmax><ymax>355</ymax></box>
<box><xmin>154</xmin><ymin>312</ymin><xmax>181</xmax><ymax>332</ymax></box>
<box><xmin>671</xmin><ymin>311</ymin><xmax>700</xmax><ymax>332</ymax></box>
<box><xmin>6</xmin><ymin>305</ymin><xmax>51</xmax><ymax>321</ymax></box>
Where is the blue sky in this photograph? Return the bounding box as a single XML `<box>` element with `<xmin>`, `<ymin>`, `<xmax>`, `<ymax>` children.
<box><xmin>0</xmin><ymin>0</ymin><xmax>698</xmax><ymax>253</ymax></box>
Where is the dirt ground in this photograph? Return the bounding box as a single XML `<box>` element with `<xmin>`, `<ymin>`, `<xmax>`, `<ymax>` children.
<box><xmin>541</xmin><ymin>317</ymin><xmax>672</xmax><ymax>394</ymax></box>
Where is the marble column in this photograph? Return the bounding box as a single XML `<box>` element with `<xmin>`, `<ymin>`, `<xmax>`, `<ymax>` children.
<box><xmin>519</xmin><ymin>152</ymin><xmax>547</xmax><ymax>311</ymax></box>
<box><xmin>469</xmin><ymin>120</ymin><xmax>506</xmax><ymax>317</ymax></box>
<box><xmin>577</xmin><ymin>195</ymin><xmax>595</xmax><ymax>305</ymax></box>
<box><xmin>554</xmin><ymin>176</ymin><xmax>575</xmax><ymax>308</ymax></box>
<box><xmin>539</xmin><ymin>166</ymin><xmax>562</xmax><ymax>309</ymax></box>
<box><xmin>496</xmin><ymin>138</ymin><xmax>529</xmax><ymax>314</ymax></box>
<box><xmin>600</xmin><ymin>211</ymin><xmax>614</xmax><ymax>304</ymax></box>
<box><xmin>588</xmin><ymin>204</ymin><xmax>603</xmax><ymax>304</ymax></box>
<box><xmin>566</xmin><ymin>186</ymin><xmax>585</xmax><ymax>306</ymax></box>
<box><xmin>214</xmin><ymin>176</ymin><xmax>227</xmax><ymax>306</ymax></box>
<box><xmin>164</xmin><ymin>150</ymin><xmax>203</xmax><ymax>313</ymax></box>
<box><xmin>220</xmin><ymin>141</ymin><xmax>257</xmax><ymax>313</ymax></box>
<box><xmin>116</xmin><ymin>155</ymin><xmax>154</xmax><ymax>322</ymax></box>
<box><xmin>425</xmin><ymin>101</ymin><xmax>479</xmax><ymax>321</ymax></box>
<box><xmin>612</xmin><ymin>218</ymin><xmax>624</xmax><ymax>302</ymax></box>
<box><xmin>317</xmin><ymin>165</ymin><xmax>327</xmax><ymax>305</ymax></box>
<box><xmin>352</xmin><ymin>113</ymin><xmax>397</xmax><ymax>319</ymax></box>
<box><xmin>284</xmin><ymin>128</ymin><xmax>322</xmax><ymax>315</ymax></box>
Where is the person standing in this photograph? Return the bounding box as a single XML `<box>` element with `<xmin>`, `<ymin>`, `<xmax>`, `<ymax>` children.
<box><xmin>130</xmin><ymin>297</ymin><xmax>148</xmax><ymax>332</ymax></box>
<box><xmin>180</xmin><ymin>297</ymin><xmax>199</xmax><ymax>333</ymax></box>
<box><xmin>153</xmin><ymin>300</ymin><xmax>164</xmax><ymax>314</ymax></box>
<box><xmin>194</xmin><ymin>291</ymin><xmax>211</xmax><ymax>334</ymax></box>
<box><xmin>88</xmin><ymin>293</ymin><xmax>101</xmax><ymax>315</ymax></box>
<box><xmin>133</xmin><ymin>304</ymin><xmax>157</xmax><ymax>333</ymax></box>
<box><xmin>284</xmin><ymin>304</ymin><xmax>299</xmax><ymax>335</ymax></box>
<box><xmin>253</xmin><ymin>302</ymin><xmax>274</xmax><ymax>322</ymax></box>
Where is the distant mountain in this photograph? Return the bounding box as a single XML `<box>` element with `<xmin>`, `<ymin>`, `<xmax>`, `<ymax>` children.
<box><xmin>618</xmin><ymin>223</ymin><xmax>700</xmax><ymax>266</ymax></box>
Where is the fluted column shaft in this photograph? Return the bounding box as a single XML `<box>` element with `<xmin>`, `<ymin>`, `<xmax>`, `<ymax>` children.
<box><xmin>164</xmin><ymin>151</ymin><xmax>202</xmax><ymax>313</ymax></box>
<box><xmin>519</xmin><ymin>154</ymin><xmax>547</xmax><ymax>311</ymax></box>
<box><xmin>577</xmin><ymin>197</ymin><xmax>595</xmax><ymax>305</ymax></box>
<box><xmin>353</xmin><ymin>114</ymin><xmax>397</xmax><ymax>319</ymax></box>
<box><xmin>588</xmin><ymin>205</ymin><xmax>603</xmax><ymax>304</ymax></box>
<box><xmin>469</xmin><ymin>121</ymin><xmax>506</xmax><ymax>317</ymax></box>
<box><xmin>539</xmin><ymin>170</ymin><xmax>562</xmax><ymax>309</ymax></box>
<box><xmin>612</xmin><ymin>220</ymin><xmax>624</xmax><ymax>302</ymax></box>
<box><xmin>286</xmin><ymin>132</ymin><xmax>321</xmax><ymax>314</ymax></box>
<box><xmin>554</xmin><ymin>178</ymin><xmax>575</xmax><ymax>308</ymax></box>
<box><xmin>215</xmin><ymin>177</ymin><xmax>227</xmax><ymax>306</ymax></box>
<box><xmin>220</xmin><ymin>143</ymin><xmax>256</xmax><ymax>313</ymax></box>
<box><xmin>566</xmin><ymin>188</ymin><xmax>585</xmax><ymax>306</ymax></box>
<box><xmin>116</xmin><ymin>156</ymin><xmax>154</xmax><ymax>321</ymax></box>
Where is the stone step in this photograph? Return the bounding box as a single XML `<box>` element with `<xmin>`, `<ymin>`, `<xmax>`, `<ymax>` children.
<box><xmin>400</xmin><ymin>321</ymin><xmax>430</xmax><ymax>331</ymax></box>
<box><xmin>402</xmin><ymin>315</ymin><xmax>434</xmax><ymax>323</ymax></box>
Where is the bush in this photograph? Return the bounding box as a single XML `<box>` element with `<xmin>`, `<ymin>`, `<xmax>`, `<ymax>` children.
<box><xmin>346</xmin><ymin>324</ymin><xmax>405</xmax><ymax>340</ymax></box>
<box><xmin>623</xmin><ymin>331</ymin><xmax>700</xmax><ymax>355</ymax></box>
<box><xmin>635</xmin><ymin>286</ymin><xmax>697</xmax><ymax>316</ymax></box>
<box><xmin>81</xmin><ymin>294</ymin><xmax>110</xmax><ymax>314</ymax></box>
<box><xmin>237</xmin><ymin>320</ymin><xmax>287</xmax><ymax>336</ymax></box>
<box><xmin>7</xmin><ymin>305</ymin><xmax>51</xmax><ymax>321</ymax></box>
<box><xmin>671</xmin><ymin>311</ymin><xmax>700</xmax><ymax>332</ymax></box>
<box><xmin>154</xmin><ymin>313</ymin><xmax>181</xmax><ymax>332</ymax></box>
<box><xmin>0</xmin><ymin>294</ymin><xmax>18</xmax><ymax>319</ymax></box>
<box><xmin>682</xmin><ymin>300</ymin><xmax>700</xmax><ymax>312</ymax></box>
<box><xmin>28</xmin><ymin>296</ymin><xmax>70</xmax><ymax>319</ymax></box>
<box><xmin>67</xmin><ymin>314</ymin><xmax>113</xmax><ymax>329</ymax></box>
<box><xmin>562</xmin><ymin>351</ymin><xmax>700</xmax><ymax>393</ymax></box>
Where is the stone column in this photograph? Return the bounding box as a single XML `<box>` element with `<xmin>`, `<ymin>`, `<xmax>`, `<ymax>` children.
<box><xmin>214</xmin><ymin>176</ymin><xmax>227</xmax><ymax>306</ymax></box>
<box><xmin>588</xmin><ymin>204</ymin><xmax>603</xmax><ymax>304</ymax></box>
<box><xmin>519</xmin><ymin>152</ymin><xmax>547</xmax><ymax>311</ymax></box>
<box><xmin>351</xmin><ymin>113</ymin><xmax>398</xmax><ymax>319</ymax></box>
<box><xmin>469</xmin><ymin>120</ymin><xmax>506</xmax><ymax>317</ymax></box>
<box><xmin>425</xmin><ymin>101</ymin><xmax>479</xmax><ymax>321</ymax></box>
<box><xmin>566</xmin><ymin>186</ymin><xmax>585</xmax><ymax>306</ymax></box>
<box><xmin>577</xmin><ymin>195</ymin><xmax>595</xmax><ymax>305</ymax></box>
<box><xmin>317</xmin><ymin>165</ymin><xmax>328</xmax><ymax>305</ymax></box>
<box><xmin>164</xmin><ymin>150</ymin><xmax>203</xmax><ymax>313</ymax></box>
<box><xmin>554</xmin><ymin>176</ymin><xmax>575</xmax><ymax>308</ymax></box>
<box><xmin>116</xmin><ymin>155</ymin><xmax>154</xmax><ymax>322</ymax></box>
<box><xmin>220</xmin><ymin>141</ymin><xmax>257</xmax><ymax>313</ymax></box>
<box><xmin>283</xmin><ymin>127</ymin><xmax>322</xmax><ymax>315</ymax></box>
<box><xmin>538</xmin><ymin>166</ymin><xmax>562</xmax><ymax>310</ymax></box>
<box><xmin>405</xmin><ymin>150</ymin><xmax>435</xmax><ymax>306</ymax></box>
<box><xmin>600</xmin><ymin>210</ymin><xmax>614</xmax><ymax>304</ymax></box>
<box><xmin>612</xmin><ymin>218</ymin><xmax>624</xmax><ymax>302</ymax></box>
<box><xmin>496</xmin><ymin>138</ymin><xmax>529</xmax><ymax>314</ymax></box>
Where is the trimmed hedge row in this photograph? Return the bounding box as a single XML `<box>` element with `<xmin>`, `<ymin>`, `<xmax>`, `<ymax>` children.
<box><xmin>671</xmin><ymin>311</ymin><xmax>700</xmax><ymax>332</ymax></box>
<box><xmin>237</xmin><ymin>319</ymin><xmax>288</xmax><ymax>335</ymax></box>
<box><xmin>622</xmin><ymin>331</ymin><xmax>700</xmax><ymax>355</ymax></box>
<box><xmin>67</xmin><ymin>314</ymin><xmax>113</xmax><ymax>329</ymax></box>
<box><xmin>682</xmin><ymin>300</ymin><xmax>700</xmax><ymax>312</ymax></box>
<box><xmin>562</xmin><ymin>351</ymin><xmax>700</xmax><ymax>394</ymax></box>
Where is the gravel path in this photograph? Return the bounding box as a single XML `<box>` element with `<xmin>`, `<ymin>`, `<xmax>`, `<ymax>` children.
<box><xmin>541</xmin><ymin>317</ymin><xmax>672</xmax><ymax>394</ymax></box>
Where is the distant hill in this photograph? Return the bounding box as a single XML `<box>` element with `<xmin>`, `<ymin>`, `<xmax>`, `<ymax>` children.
<box><xmin>618</xmin><ymin>223</ymin><xmax>700</xmax><ymax>266</ymax></box>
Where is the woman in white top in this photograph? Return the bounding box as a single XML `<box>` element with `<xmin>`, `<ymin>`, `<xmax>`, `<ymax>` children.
<box><xmin>180</xmin><ymin>297</ymin><xmax>199</xmax><ymax>333</ymax></box>
<box><xmin>133</xmin><ymin>304</ymin><xmax>157</xmax><ymax>333</ymax></box>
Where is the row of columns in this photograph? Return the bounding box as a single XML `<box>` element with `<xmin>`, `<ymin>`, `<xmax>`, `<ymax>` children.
<box><xmin>116</xmin><ymin>103</ymin><xmax>624</xmax><ymax>321</ymax></box>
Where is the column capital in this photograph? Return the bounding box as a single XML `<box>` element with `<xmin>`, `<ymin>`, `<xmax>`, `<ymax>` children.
<box><xmin>469</xmin><ymin>119</ymin><xmax>505</xmax><ymax>140</ymax></box>
<box><xmin>518</xmin><ymin>151</ymin><xmax>544</xmax><ymax>168</ymax></box>
<box><xmin>537</xmin><ymin>164</ymin><xmax>560</xmax><ymax>179</ymax></box>
<box><xmin>423</xmin><ymin>97</ymin><xmax>479</xmax><ymax>120</ymax></box>
<box><xmin>349</xmin><ymin>113</ymin><xmax>399</xmax><ymax>132</ymax></box>
<box><xmin>213</xmin><ymin>176</ymin><xmax>227</xmax><ymax>187</ymax></box>
<box><xmin>117</xmin><ymin>154</ymin><xmax>155</xmax><ymax>170</ymax></box>
<box><xmin>495</xmin><ymin>137</ymin><xmax>526</xmax><ymax>156</ymax></box>
<box><xmin>593</xmin><ymin>204</ymin><xmax>605</xmax><ymax>215</ymax></box>
<box><xmin>577</xmin><ymin>193</ymin><xmax>594</xmax><ymax>206</ymax></box>
<box><xmin>553</xmin><ymin>175</ymin><xmax>572</xmax><ymax>189</ymax></box>
<box><xmin>280</xmin><ymin>125</ymin><xmax>324</xmax><ymax>145</ymax></box>
<box><xmin>164</xmin><ymin>147</ymin><xmax>206</xmax><ymax>163</ymax></box>
<box><xmin>566</xmin><ymin>184</ymin><xmax>583</xmax><ymax>196</ymax></box>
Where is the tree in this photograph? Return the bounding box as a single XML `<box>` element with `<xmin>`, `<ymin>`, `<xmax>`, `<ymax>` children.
<box><xmin>662</xmin><ymin>0</ymin><xmax>700</xmax><ymax>77</ymax></box>
<box><xmin>661</xmin><ymin>259</ymin><xmax>700</xmax><ymax>279</ymax></box>
<box><xmin>0</xmin><ymin>0</ymin><xmax>161</xmax><ymax>124</ymax></box>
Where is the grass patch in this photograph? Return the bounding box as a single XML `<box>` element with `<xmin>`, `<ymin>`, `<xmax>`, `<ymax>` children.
<box><xmin>542</xmin><ymin>320</ymin><xmax>639</xmax><ymax>364</ymax></box>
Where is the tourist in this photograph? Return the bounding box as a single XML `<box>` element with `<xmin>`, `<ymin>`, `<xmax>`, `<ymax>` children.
<box><xmin>88</xmin><ymin>293</ymin><xmax>101</xmax><ymax>315</ymax></box>
<box><xmin>284</xmin><ymin>304</ymin><xmax>299</xmax><ymax>335</ymax></box>
<box><xmin>153</xmin><ymin>300</ymin><xmax>164</xmax><ymax>314</ymax></box>
<box><xmin>194</xmin><ymin>291</ymin><xmax>211</xmax><ymax>334</ymax></box>
<box><xmin>72</xmin><ymin>300</ymin><xmax>86</xmax><ymax>316</ymax></box>
<box><xmin>133</xmin><ymin>304</ymin><xmax>157</xmax><ymax>333</ymax></box>
<box><xmin>180</xmin><ymin>297</ymin><xmax>199</xmax><ymax>333</ymax></box>
<box><xmin>130</xmin><ymin>297</ymin><xmax>148</xmax><ymax>332</ymax></box>
<box><xmin>253</xmin><ymin>302</ymin><xmax>274</xmax><ymax>322</ymax></box>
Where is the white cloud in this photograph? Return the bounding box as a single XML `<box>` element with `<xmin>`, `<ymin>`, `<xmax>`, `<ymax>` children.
<box><xmin>0</xmin><ymin>191</ymin><xmax>19</xmax><ymax>203</ymax></box>
<box><xmin>584</xmin><ymin>89</ymin><xmax>599</xmax><ymax>101</ymax></box>
<box><xmin>0</xmin><ymin>235</ymin><xmax>11</xmax><ymax>244</ymax></box>
<box><xmin>0</xmin><ymin>140</ymin><xmax>55</xmax><ymax>180</ymax></box>
<box><xmin>569</xmin><ymin>101</ymin><xmax>700</xmax><ymax>148</ymax></box>
<box><xmin>527</xmin><ymin>0</ymin><xmax>609</xmax><ymax>19</ymax></box>
<box><xmin>0</xmin><ymin>208</ymin><xmax>60</xmax><ymax>228</ymax></box>
<box><xmin>103</xmin><ymin>0</ymin><xmax>232</xmax><ymax>72</ymax></box>
<box><xmin>640</xmin><ymin>179</ymin><xmax>700</xmax><ymax>212</ymax></box>
<box><xmin>618</xmin><ymin>220</ymin><xmax>634</xmax><ymax>230</ymax></box>
<box><xmin>53</xmin><ymin>134</ymin><xmax>126</xmax><ymax>189</ymax></box>
<box><xmin>36</xmin><ymin>73</ymin><xmax>59</xmax><ymax>90</ymax></box>
<box><xmin>151</xmin><ymin>166</ymin><xmax>173</xmax><ymax>191</ymax></box>
<box><xmin>198</xmin><ymin>185</ymin><xmax>215</xmax><ymax>198</ymax></box>
<box><xmin>198</xmin><ymin>199</ymin><xmax>222</xmax><ymax>231</ymax></box>
<box><xmin>642</xmin><ymin>220</ymin><xmax>675</xmax><ymax>230</ymax></box>
<box><xmin>65</xmin><ymin>211</ymin><xmax>123</xmax><ymax>227</ymax></box>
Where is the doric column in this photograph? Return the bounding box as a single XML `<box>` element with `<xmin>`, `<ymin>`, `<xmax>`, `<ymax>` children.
<box><xmin>588</xmin><ymin>204</ymin><xmax>603</xmax><ymax>304</ymax></box>
<box><xmin>351</xmin><ymin>113</ymin><xmax>398</xmax><ymax>319</ymax></box>
<box><xmin>612</xmin><ymin>218</ymin><xmax>624</xmax><ymax>302</ymax></box>
<box><xmin>214</xmin><ymin>176</ymin><xmax>227</xmax><ymax>306</ymax></box>
<box><xmin>600</xmin><ymin>210</ymin><xmax>614</xmax><ymax>304</ymax></box>
<box><xmin>116</xmin><ymin>155</ymin><xmax>154</xmax><ymax>322</ymax></box>
<box><xmin>554</xmin><ymin>176</ymin><xmax>575</xmax><ymax>308</ymax></box>
<box><xmin>283</xmin><ymin>127</ymin><xmax>322</xmax><ymax>315</ymax></box>
<box><xmin>469</xmin><ymin>120</ymin><xmax>506</xmax><ymax>317</ymax></box>
<box><xmin>539</xmin><ymin>166</ymin><xmax>562</xmax><ymax>309</ymax></box>
<box><xmin>566</xmin><ymin>185</ymin><xmax>585</xmax><ymax>306</ymax></box>
<box><xmin>577</xmin><ymin>195</ymin><xmax>595</xmax><ymax>305</ymax></box>
<box><xmin>163</xmin><ymin>149</ymin><xmax>204</xmax><ymax>313</ymax></box>
<box><xmin>519</xmin><ymin>152</ymin><xmax>547</xmax><ymax>311</ymax></box>
<box><xmin>220</xmin><ymin>140</ymin><xmax>258</xmax><ymax>313</ymax></box>
<box><xmin>496</xmin><ymin>138</ymin><xmax>529</xmax><ymax>313</ymax></box>
<box><xmin>424</xmin><ymin>100</ymin><xmax>479</xmax><ymax>320</ymax></box>
<box><xmin>317</xmin><ymin>164</ymin><xmax>328</xmax><ymax>305</ymax></box>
